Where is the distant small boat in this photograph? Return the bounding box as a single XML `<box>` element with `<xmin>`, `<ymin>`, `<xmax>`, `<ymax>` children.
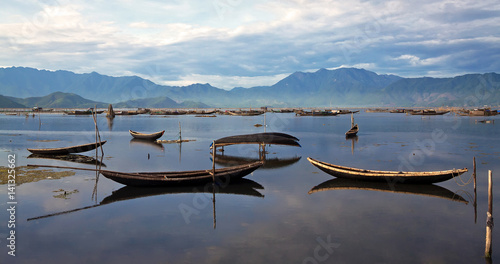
<box><xmin>115</xmin><ymin>111</ymin><xmax>139</xmax><ymax>116</ymax></box>
<box><xmin>345</xmin><ymin>124</ymin><xmax>359</xmax><ymax>137</ymax></box>
<box><xmin>27</xmin><ymin>141</ymin><xmax>107</xmax><ymax>155</ymax></box>
<box><xmin>307</xmin><ymin>157</ymin><xmax>468</xmax><ymax>184</ymax></box>
<box><xmin>226</xmin><ymin>110</ymin><xmax>264</xmax><ymax>116</ymax></box>
<box><xmin>129</xmin><ymin>130</ymin><xmax>165</xmax><ymax>140</ymax></box>
<box><xmin>337</xmin><ymin>110</ymin><xmax>359</xmax><ymax>115</ymax></box>
<box><xmin>469</xmin><ymin>108</ymin><xmax>498</xmax><ymax>116</ymax></box>
<box><xmin>295</xmin><ymin>110</ymin><xmax>339</xmax><ymax>116</ymax></box>
<box><xmin>345</xmin><ymin>113</ymin><xmax>358</xmax><ymax>137</ymax></box>
<box><xmin>64</xmin><ymin>108</ymin><xmax>104</xmax><ymax>115</ymax></box>
<box><xmin>477</xmin><ymin>119</ymin><xmax>495</xmax><ymax>124</ymax></box>
<box><xmin>409</xmin><ymin>110</ymin><xmax>449</xmax><ymax>115</ymax></box>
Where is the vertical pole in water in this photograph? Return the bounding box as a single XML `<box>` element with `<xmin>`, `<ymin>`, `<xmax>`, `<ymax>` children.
<box><xmin>264</xmin><ymin>112</ymin><xmax>267</xmax><ymax>133</ymax></box>
<box><xmin>212</xmin><ymin>141</ymin><xmax>215</xmax><ymax>181</ymax></box>
<box><xmin>474</xmin><ymin>157</ymin><xmax>477</xmax><ymax>223</ymax></box>
<box><xmin>179</xmin><ymin>122</ymin><xmax>182</xmax><ymax>141</ymax></box>
<box><xmin>351</xmin><ymin>113</ymin><xmax>354</xmax><ymax>128</ymax></box>
<box><xmin>485</xmin><ymin>170</ymin><xmax>493</xmax><ymax>259</ymax></box>
<box><xmin>212</xmin><ymin>140</ymin><xmax>216</xmax><ymax>229</ymax></box>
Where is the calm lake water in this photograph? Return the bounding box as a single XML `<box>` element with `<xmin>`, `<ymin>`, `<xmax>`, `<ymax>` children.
<box><xmin>1</xmin><ymin>112</ymin><xmax>499</xmax><ymax>263</ymax></box>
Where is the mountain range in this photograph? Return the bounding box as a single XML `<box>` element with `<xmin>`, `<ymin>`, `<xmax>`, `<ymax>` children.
<box><xmin>0</xmin><ymin>66</ymin><xmax>498</xmax><ymax>108</ymax></box>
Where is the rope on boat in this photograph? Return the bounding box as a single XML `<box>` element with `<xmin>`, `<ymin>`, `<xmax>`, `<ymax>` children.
<box><xmin>452</xmin><ymin>170</ymin><xmax>474</xmax><ymax>187</ymax></box>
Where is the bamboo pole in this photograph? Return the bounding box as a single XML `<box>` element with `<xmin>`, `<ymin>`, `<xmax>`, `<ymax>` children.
<box><xmin>485</xmin><ymin>170</ymin><xmax>493</xmax><ymax>259</ymax></box>
<box><xmin>474</xmin><ymin>157</ymin><xmax>477</xmax><ymax>224</ymax></box>
<box><xmin>212</xmin><ymin>140</ymin><xmax>216</xmax><ymax>229</ymax></box>
<box><xmin>212</xmin><ymin>141</ymin><xmax>215</xmax><ymax>181</ymax></box>
<box><xmin>179</xmin><ymin>122</ymin><xmax>182</xmax><ymax>141</ymax></box>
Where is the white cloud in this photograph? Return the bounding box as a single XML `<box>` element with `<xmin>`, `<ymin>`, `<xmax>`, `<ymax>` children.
<box><xmin>0</xmin><ymin>0</ymin><xmax>499</xmax><ymax>89</ymax></box>
<box><xmin>161</xmin><ymin>73</ymin><xmax>289</xmax><ymax>90</ymax></box>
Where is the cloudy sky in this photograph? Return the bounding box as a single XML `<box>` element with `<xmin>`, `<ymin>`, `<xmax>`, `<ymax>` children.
<box><xmin>1</xmin><ymin>0</ymin><xmax>499</xmax><ymax>89</ymax></box>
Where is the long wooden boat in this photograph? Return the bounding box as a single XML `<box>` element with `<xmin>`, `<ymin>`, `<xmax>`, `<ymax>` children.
<box><xmin>129</xmin><ymin>130</ymin><xmax>165</xmax><ymax>140</ymax></box>
<box><xmin>295</xmin><ymin>110</ymin><xmax>339</xmax><ymax>116</ymax></box>
<box><xmin>212</xmin><ymin>132</ymin><xmax>300</xmax><ymax>148</ymax></box>
<box><xmin>409</xmin><ymin>110</ymin><xmax>449</xmax><ymax>115</ymax></box>
<box><xmin>27</xmin><ymin>141</ymin><xmax>107</xmax><ymax>155</ymax></box>
<box><xmin>307</xmin><ymin>157</ymin><xmax>468</xmax><ymax>184</ymax></box>
<box><xmin>100</xmin><ymin>161</ymin><xmax>263</xmax><ymax>187</ymax></box>
<box><xmin>64</xmin><ymin>109</ymin><xmax>105</xmax><ymax>115</ymax></box>
<box><xmin>226</xmin><ymin>110</ymin><xmax>264</xmax><ymax>116</ymax></box>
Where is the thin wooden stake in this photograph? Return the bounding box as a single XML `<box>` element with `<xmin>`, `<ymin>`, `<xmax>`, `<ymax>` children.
<box><xmin>474</xmin><ymin>157</ymin><xmax>477</xmax><ymax>224</ymax></box>
<box><xmin>91</xmin><ymin>106</ymin><xmax>104</xmax><ymax>202</ymax></box>
<box><xmin>212</xmin><ymin>140</ymin><xmax>216</xmax><ymax>229</ymax></box>
<box><xmin>212</xmin><ymin>140</ymin><xmax>215</xmax><ymax>182</ymax></box>
<box><xmin>179</xmin><ymin>122</ymin><xmax>182</xmax><ymax>141</ymax></box>
<box><xmin>485</xmin><ymin>170</ymin><xmax>493</xmax><ymax>259</ymax></box>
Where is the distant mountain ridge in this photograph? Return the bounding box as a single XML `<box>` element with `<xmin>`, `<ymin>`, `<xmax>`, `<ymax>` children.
<box><xmin>6</xmin><ymin>92</ymin><xmax>108</xmax><ymax>108</ymax></box>
<box><xmin>0</xmin><ymin>66</ymin><xmax>498</xmax><ymax>108</ymax></box>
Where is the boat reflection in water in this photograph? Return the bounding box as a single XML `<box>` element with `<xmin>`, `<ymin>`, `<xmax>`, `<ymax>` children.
<box><xmin>345</xmin><ymin>135</ymin><xmax>358</xmax><ymax>155</ymax></box>
<box><xmin>27</xmin><ymin>178</ymin><xmax>264</xmax><ymax>222</ymax></box>
<box><xmin>129</xmin><ymin>138</ymin><xmax>165</xmax><ymax>151</ymax></box>
<box><xmin>308</xmin><ymin>178</ymin><xmax>469</xmax><ymax>204</ymax></box>
<box><xmin>27</xmin><ymin>153</ymin><xmax>106</xmax><ymax>167</ymax></box>
<box><xmin>212</xmin><ymin>153</ymin><xmax>301</xmax><ymax>169</ymax></box>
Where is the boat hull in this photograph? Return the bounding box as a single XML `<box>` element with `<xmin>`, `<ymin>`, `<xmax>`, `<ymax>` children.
<box><xmin>129</xmin><ymin>130</ymin><xmax>165</xmax><ymax>140</ymax></box>
<box><xmin>307</xmin><ymin>157</ymin><xmax>467</xmax><ymax>184</ymax></box>
<box><xmin>101</xmin><ymin>161</ymin><xmax>264</xmax><ymax>187</ymax></box>
<box><xmin>212</xmin><ymin>132</ymin><xmax>300</xmax><ymax>148</ymax></box>
<box><xmin>345</xmin><ymin>124</ymin><xmax>359</xmax><ymax>137</ymax></box>
<box><xmin>27</xmin><ymin>141</ymin><xmax>107</xmax><ymax>155</ymax></box>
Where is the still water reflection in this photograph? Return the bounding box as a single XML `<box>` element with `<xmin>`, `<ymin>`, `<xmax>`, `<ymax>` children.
<box><xmin>0</xmin><ymin>112</ymin><xmax>499</xmax><ymax>263</ymax></box>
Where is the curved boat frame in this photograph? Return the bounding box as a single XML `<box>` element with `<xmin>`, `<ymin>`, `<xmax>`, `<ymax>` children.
<box><xmin>129</xmin><ymin>130</ymin><xmax>165</xmax><ymax>140</ymax></box>
<box><xmin>27</xmin><ymin>141</ymin><xmax>107</xmax><ymax>155</ymax></box>
<box><xmin>307</xmin><ymin>157</ymin><xmax>468</xmax><ymax>184</ymax></box>
<box><xmin>101</xmin><ymin>161</ymin><xmax>264</xmax><ymax>187</ymax></box>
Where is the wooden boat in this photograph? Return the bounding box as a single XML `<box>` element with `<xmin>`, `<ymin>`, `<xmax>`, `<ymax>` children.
<box><xmin>211</xmin><ymin>132</ymin><xmax>300</xmax><ymax>149</ymax></box>
<box><xmin>129</xmin><ymin>130</ymin><xmax>165</xmax><ymax>140</ymax></box>
<box><xmin>116</xmin><ymin>110</ymin><xmax>139</xmax><ymax>115</ymax></box>
<box><xmin>226</xmin><ymin>110</ymin><xmax>264</xmax><ymax>116</ymax></box>
<box><xmin>469</xmin><ymin>108</ymin><xmax>497</xmax><ymax>116</ymax></box>
<box><xmin>100</xmin><ymin>161</ymin><xmax>264</xmax><ymax>187</ymax></box>
<box><xmin>345</xmin><ymin>124</ymin><xmax>359</xmax><ymax>137</ymax></box>
<box><xmin>295</xmin><ymin>110</ymin><xmax>339</xmax><ymax>116</ymax></box>
<box><xmin>337</xmin><ymin>110</ymin><xmax>359</xmax><ymax>115</ymax></box>
<box><xmin>307</xmin><ymin>157</ymin><xmax>468</xmax><ymax>184</ymax></box>
<box><xmin>345</xmin><ymin>113</ymin><xmax>358</xmax><ymax>137</ymax></box>
<box><xmin>64</xmin><ymin>108</ymin><xmax>104</xmax><ymax>115</ymax></box>
<box><xmin>27</xmin><ymin>141</ymin><xmax>107</xmax><ymax>155</ymax></box>
<box><xmin>409</xmin><ymin>109</ymin><xmax>449</xmax><ymax>115</ymax></box>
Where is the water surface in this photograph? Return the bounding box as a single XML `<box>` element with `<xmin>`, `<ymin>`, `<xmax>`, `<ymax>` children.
<box><xmin>0</xmin><ymin>112</ymin><xmax>499</xmax><ymax>263</ymax></box>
